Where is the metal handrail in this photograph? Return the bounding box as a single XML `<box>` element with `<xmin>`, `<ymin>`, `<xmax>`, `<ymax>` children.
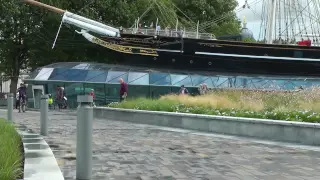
<box><xmin>121</xmin><ymin>28</ymin><xmax>216</xmax><ymax>40</ymax></box>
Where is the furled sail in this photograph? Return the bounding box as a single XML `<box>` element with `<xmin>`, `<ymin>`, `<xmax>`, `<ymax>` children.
<box><xmin>62</xmin><ymin>11</ymin><xmax>119</xmax><ymax>37</ymax></box>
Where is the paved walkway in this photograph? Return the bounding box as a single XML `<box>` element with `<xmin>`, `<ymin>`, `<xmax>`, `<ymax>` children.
<box><xmin>1</xmin><ymin>109</ymin><xmax>320</xmax><ymax>180</ymax></box>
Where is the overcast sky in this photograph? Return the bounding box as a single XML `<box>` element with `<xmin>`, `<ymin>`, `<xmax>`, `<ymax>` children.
<box><xmin>236</xmin><ymin>0</ymin><xmax>265</xmax><ymax>39</ymax></box>
<box><xmin>235</xmin><ymin>0</ymin><xmax>318</xmax><ymax>40</ymax></box>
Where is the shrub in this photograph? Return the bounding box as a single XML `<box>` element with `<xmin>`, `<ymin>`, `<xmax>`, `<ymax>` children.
<box><xmin>0</xmin><ymin>119</ymin><xmax>23</xmax><ymax>180</ymax></box>
<box><xmin>108</xmin><ymin>87</ymin><xmax>320</xmax><ymax>123</ymax></box>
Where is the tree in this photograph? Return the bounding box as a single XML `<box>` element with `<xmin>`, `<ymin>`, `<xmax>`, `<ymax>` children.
<box><xmin>0</xmin><ymin>0</ymin><xmax>241</xmax><ymax>93</ymax></box>
<box><xmin>0</xmin><ymin>0</ymin><xmax>147</xmax><ymax>93</ymax></box>
<box><xmin>172</xmin><ymin>0</ymin><xmax>241</xmax><ymax>36</ymax></box>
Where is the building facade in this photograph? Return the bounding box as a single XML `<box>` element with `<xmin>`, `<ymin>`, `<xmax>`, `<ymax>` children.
<box><xmin>24</xmin><ymin>62</ymin><xmax>320</xmax><ymax>109</ymax></box>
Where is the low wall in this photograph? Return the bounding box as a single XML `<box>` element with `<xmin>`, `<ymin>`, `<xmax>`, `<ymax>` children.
<box><xmin>94</xmin><ymin>107</ymin><xmax>320</xmax><ymax>146</ymax></box>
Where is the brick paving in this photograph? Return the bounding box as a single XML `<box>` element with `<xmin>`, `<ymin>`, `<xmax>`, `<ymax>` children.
<box><xmin>1</xmin><ymin>109</ymin><xmax>320</xmax><ymax>180</ymax></box>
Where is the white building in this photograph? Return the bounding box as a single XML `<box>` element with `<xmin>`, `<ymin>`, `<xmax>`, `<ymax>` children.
<box><xmin>0</xmin><ymin>70</ymin><xmax>30</xmax><ymax>93</ymax></box>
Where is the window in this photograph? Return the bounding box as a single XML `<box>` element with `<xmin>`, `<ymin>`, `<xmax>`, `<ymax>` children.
<box><xmin>83</xmin><ymin>83</ymin><xmax>105</xmax><ymax>105</ymax></box>
<box><xmin>106</xmin><ymin>71</ymin><xmax>128</xmax><ymax>83</ymax></box>
<box><xmin>85</xmin><ymin>71</ymin><xmax>108</xmax><ymax>82</ymax></box>
<box><xmin>48</xmin><ymin>68</ymin><xmax>69</xmax><ymax>81</ymax></box>
<box><xmin>72</xmin><ymin>63</ymin><xmax>90</xmax><ymax>70</ymax></box>
<box><xmin>170</xmin><ymin>74</ymin><xmax>192</xmax><ymax>86</ymax></box>
<box><xmin>49</xmin><ymin>68</ymin><xmax>88</xmax><ymax>81</ymax></box>
<box><xmin>128</xmin><ymin>72</ymin><xmax>149</xmax><ymax>85</ymax></box>
<box><xmin>34</xmin><ymin>68</ymin><xmax>54</xmax><ymax>80</ymax></box>
<box><xmin>190</xmin><ymin>75</ymin><xmax>213</xmax><ymax>87</ymax></box>
<box><xmin>212</xmin><ymin>76</ymin><xmax>229</xmax><ymax>88</ymax></box>
<box><xmin>150</xmin><ymin>72</ymin><xmax>171</xmax><ymax>85</ymax></box>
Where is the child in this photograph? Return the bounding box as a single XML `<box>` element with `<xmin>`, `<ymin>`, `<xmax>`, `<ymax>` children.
<box><xmin>48</xmin><ymin>94</ymin><xmax>53</xmax><ymax>109</ymax></box>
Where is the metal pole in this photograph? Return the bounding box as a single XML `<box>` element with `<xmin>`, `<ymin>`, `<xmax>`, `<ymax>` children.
<box><xmin>155</xmin><ymin>18</ymin><xmax>158</xmax><ymax>35</ymax></box>
<box><xmin>7</xmin><ymin>93</ymin><xmax>13</xmax><ymax>122</ymax></box>
<box><xmin>76</xmin><ymin>95</ymin><xmax>93</xmax><ymax>180</ymax></box>
<box><xmin>196</xmin><ymin>20</ymin><xmax>199</xmax><ymax>39</ymax></box>
<box><xmin>175</xmin><ymin>18</ymin><xmax>178</xmax><ymax>31</ymax></box>
<box><xmin>40</xmin><ymin>95</ymin><xmax>49</xmax><ymax>136</ymax></box>
<box><xmin>176</xmin><ymin>19</ymin><xmax>179</xmax><ymax>37</ymax></box>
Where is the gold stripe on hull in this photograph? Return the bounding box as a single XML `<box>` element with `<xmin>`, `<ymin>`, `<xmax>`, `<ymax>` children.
<box><xmin>92</xmin><ymin>37</ymin><xmax>159</xmax><ymax>56</ymax></box>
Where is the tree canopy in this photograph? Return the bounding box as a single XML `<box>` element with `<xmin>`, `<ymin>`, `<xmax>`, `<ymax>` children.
<box><xmin>0</xmin><ymin>0</ymin><xmax>241</xmax><ymax>93</ymax></box>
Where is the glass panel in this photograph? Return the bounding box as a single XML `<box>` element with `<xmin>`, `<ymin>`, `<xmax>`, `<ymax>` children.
<box><xmin>88</xmin><ymin>64</ymin><xmax>110</xmax><ymax>71</ymax></box>
<box><xmin>250</xmin><ymin>79</ymin><xmax>266</xmax><ymax>89</ymax></box>
<box><xmin>66</xmin><ymin>69</ymin><xmax>88</xmax><ymax>81</ymax></box>
<box><xmin>149</xmin><ymin>86</ymin><xmax>172</xmax><ymax>98</ymax></box>
<box><xmin>64</xmin><ymin>83</ymin><xmax>84</xmax><ymax>108</ymax></box>
<box><xmin>48</xmin><ymin>68</ymin><xmax>69</xmax><ymax>80</ymax></box>
<box><xmin>106</xmin><ymin>71</ymin><xmax>128</xmax><ymax>83</ymax></box>
<box><xmin>227</xmin><ymin>77</ymin><xmax>237</xmax><ymax>88</ymax></box>
<box><xmin>213</xmin><ymin>76</ymin><xmax>229</xmax><ymax>88</ymax></box>
<box><xmin>27</xmin><ymin>68</ymin><xmax>41</xmax><ymax>79</ymax></box>
<box><xmin>85</xmin><ymin>71</ymin><xmax>108</xmax><ymax>82</ymax></box>
<box><xmin>170</xmin><ymin>74</ymin><xmax>192</xmax><ymax>86</ymax></box>
<box><xmin>150</xmin><ymin>72</ymin><xmax>171</xmax><ymax>85</ymax></box>
<box><xmin>34</xmin><ymin>68</ymin><xmax>54</xmax><ymax>80</ymax></box>
<box><xmin>49</xmin><ymin>68</ymin><xmax>88</xmax><ymax>81</ymax></box>
<box><xmin>51</xmin><ymin>62</ymin><xmax>79</xmax><ymax>68</ymax></box>
<box><xmin>129</xmin><ymin>85</ymin><xmax>150</xmax><ymax>98</ymax></box>
<box><xmin>72</xmin><ymin>63</ymin><xmax>90</xmax><ymax>70</ymax></box>
<box><xmin>191</xmin><ymin>75</ymin><xmax>213</xmax><ymax>87</ymax></box>
<box><xmin>83</xmin><ymin>83</ymin><xmax>105</xmax><ymax>105</ymax></box>
<box><xmin>128</xmin><ymin>72</ymin><xmax>149</xmax><ymax>85</ymax></box>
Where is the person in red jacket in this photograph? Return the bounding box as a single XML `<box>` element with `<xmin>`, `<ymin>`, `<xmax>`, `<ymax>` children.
<box><xmin>119</xmin><ymin>78</ymin><xmax>128</xmax><ymax>102</ymax></box>
<box><xmin>89</xmin><ymin>89</ymin><xmax>96</xmax><ymax>107</ymax></box>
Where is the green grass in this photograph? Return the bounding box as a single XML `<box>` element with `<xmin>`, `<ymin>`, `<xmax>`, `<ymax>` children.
<box><xmin>0</xmin><ymin>119</ymin><xmax>23</xmax><ymax>180</ymax></box>
<box><xmin>108</xmin><ymin>88</ymin><xmax>320</xmax><ymax>123</ymax></box>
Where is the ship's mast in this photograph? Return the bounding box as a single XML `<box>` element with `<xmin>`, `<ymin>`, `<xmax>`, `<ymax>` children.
<box><xmin>22</xmin><ymin>0</ymin><xmax>120</xmax><ymax>37</ymax></box>
<box><xmin>23</xmin><ymin>0</ymin><xmax>65</xmax><ymax>14</ymax></box>
<box><xmin>266</xmin><ymin>0</ymin><xmax>277</xmax><ymax>44</ymax></box>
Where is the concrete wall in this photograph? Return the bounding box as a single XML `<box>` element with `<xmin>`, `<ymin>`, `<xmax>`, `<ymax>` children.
<box><xmin>94</xmin><ymin>107</ymin><xmax>320</xmax><ymax>146</ymax></box>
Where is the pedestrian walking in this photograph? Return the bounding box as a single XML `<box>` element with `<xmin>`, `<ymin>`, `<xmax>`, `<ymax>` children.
<box><xmin>119</xmin><ymin>78</ymin><xmax>128</xmax><ymax>102</ymax></box>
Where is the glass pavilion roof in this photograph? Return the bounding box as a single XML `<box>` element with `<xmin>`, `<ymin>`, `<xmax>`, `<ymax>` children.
<box><xmin>26</xmin><ymin>62</ymin><xmax>320</xmax><ymax>90</ymax></box>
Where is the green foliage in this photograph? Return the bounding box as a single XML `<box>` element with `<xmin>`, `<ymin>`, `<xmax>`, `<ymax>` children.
<box><xmin>243</xmin><ymin>37</ymin><xmax>256</xmax><ymax>43</ymax></box>
<box><xmin>108</xmin><ymin>89</ymin><xmax>320</xmax><ymax>123</ymax></box>
<box><xmin>0</xmin><ymin>119</ymin><xmax>23</xmax><ymax>180</ymax></box>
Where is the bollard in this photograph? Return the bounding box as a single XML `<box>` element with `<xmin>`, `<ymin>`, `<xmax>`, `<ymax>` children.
<box><xmin>76</xmin><ymin>95</ymin><xmax>93</xmax><ymax>180</ymax></box>
<box><xmin>40</xmin><ymin>95</ymin><xmax>49</xmax><ymax>136</ymax></box>
<box><xmin>7</xmin><ymin>93</ymin><xmax>13</xmax><ymax>122</ymax></box>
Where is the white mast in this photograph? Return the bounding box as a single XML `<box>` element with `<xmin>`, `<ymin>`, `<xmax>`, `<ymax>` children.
<box><xmin>266</xmin><ymin>0</ymin><xmax>277</xmax><ymax>44</ymax></box>
<box><xmin>196</xmin><ymin>21</ymin><xmax>199</xmax><ymax>39</ymax></box>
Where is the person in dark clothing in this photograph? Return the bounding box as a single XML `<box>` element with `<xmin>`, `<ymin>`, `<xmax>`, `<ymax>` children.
<box><xmin>119</xmin><ymin>78</ymin><xmax>128</xmax><ymax>102</ymax></box>
<box><xmin>17</xmin><ymin>83</ymin><xmax>27</xmax><ymax>103</ymax></box>
<box><xmin>178</xmin><ymin>85</ymin><xmax>189</xmax><ymax>95</ymax></box>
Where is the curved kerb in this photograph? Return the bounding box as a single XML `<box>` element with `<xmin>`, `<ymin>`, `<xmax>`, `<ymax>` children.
<box><xmin>16</xmin><ymin>129</ymin><xmax>64</xmax><ymax>180</ymax></box>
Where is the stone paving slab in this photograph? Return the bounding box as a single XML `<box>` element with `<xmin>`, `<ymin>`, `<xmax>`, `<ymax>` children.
<box><xmin>1</xmin><ymin>109</ymin><xmax>320</xmax><ymax>180</ymax></box>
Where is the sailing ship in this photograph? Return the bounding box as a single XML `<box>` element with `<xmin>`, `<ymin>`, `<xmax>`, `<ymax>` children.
<box><xmin>23</xmin><ymin>0</ymin><xmax>320</xmax><ymax>77</ymax></box>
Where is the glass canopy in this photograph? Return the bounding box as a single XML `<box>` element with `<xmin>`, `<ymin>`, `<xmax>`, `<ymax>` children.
<box><xmin>26</xmin><ymin>62</ymin><xmax>320</xmax><ymax>90</ymax></box>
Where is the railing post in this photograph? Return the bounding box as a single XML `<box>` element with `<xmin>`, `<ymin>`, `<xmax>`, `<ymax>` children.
<box><xmin>40</xmin><ymin>95</ymin><xmax>49</xmax><ymax>136</ymax></box>
<box><xmin>76</xmin><ymin>95</ymin><xmax>93</xmax><ymax>180</ymax></box>
<box><xmin>7</xmin><ymin>93</ymin><xmax>13</xmax><ymax>122</ymax></box>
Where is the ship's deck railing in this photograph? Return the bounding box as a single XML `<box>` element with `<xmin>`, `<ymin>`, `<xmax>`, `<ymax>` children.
<box><xmin>121</xmin><ymin>28</ymin><xmax>215</xmax><ymax>40</ymax></box>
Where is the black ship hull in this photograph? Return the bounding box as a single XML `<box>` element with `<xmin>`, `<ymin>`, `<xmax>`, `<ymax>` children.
<box><xmin>98</xmin><ymin>34</ymin><xmax>320</xmax><ymax>77</ymax></box>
